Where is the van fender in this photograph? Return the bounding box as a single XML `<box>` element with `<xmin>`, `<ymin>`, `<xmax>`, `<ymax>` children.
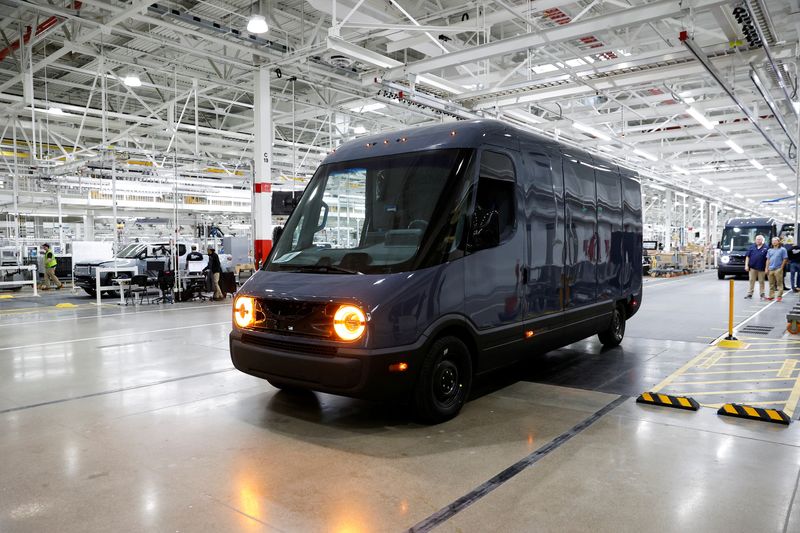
<box><xmin>416</xmin><ymin>313</ymin><xmax>481</xmax><ymax>364</ymax></box>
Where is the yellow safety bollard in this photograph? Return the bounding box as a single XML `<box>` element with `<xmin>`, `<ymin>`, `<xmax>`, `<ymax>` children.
<box><xmin>718</xmin><ymin>278</ymin><xmax>746</xmax><ymax>349</ymax></box>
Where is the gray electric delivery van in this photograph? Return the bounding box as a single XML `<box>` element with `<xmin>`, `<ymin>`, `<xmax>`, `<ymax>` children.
<box><xmin>230</xmin><ymin>119</ymin><xmax>643</xmax><ymax>423</ymax></box>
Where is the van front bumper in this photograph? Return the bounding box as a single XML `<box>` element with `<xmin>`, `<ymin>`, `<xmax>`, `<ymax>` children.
<box><xmin>229</xmin><ymin>330</ymin><xmax>425</xmax><ymax>400</ymax></box>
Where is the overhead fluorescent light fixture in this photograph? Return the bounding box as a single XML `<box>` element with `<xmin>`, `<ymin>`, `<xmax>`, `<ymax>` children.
<box><xmin>123</xmin><ymin>74</ymin><xmax>142</xmax><ymax>87</ymax></box>
<box><xmin>417</xmin><ymin>75</ymin><xmax>464</xmax><ymax>95</ymax></box>
<box><xmin>749</xmin><ymin>159</ymin><xmax>763</xmax><ymax>170</ymax></box>
<box><xmin>633</xmin><ymin>148</ymin><xmax>658</xmax><ymax>162</ymax></box>
<box><xmin>725</xmin><ymin>139</ymin><xmax>744</xmax><ymax>154</ymax></box>
<box><xmin>671</xmin><ymin>165</ymin><xmax>689</xmax><ymax>175</ymax></box>
<box><xmin>686</xmin><ymin>106</ymin><xmax>715</xmax><ymax>130</ymax></box>
<box><xmin>572</xmin><ymin>122</ymin><xmax>611</xmax><ymax>141</ymax></box>
<box><xmin>747</xmin><ymin>198</ymin><xmax>755</xmax><ymax>203</ymax></box>
<box><xmin>46</xmin><ymin>107</ymin><xmax>65</xmax><ymax>115</ymax></box>
<box><xmin>648</xmin><ymin>183</ymin><xmax>666</xmax><ymax>191</ymax></box>
<box><xmin>699</xmin><ymin>177</ymin><xmax>714</xmax><ymax>185</ymax></box>
<box><xmin>504</xmin><ymin>109</ymin><xmax>545</xmax><ymax>126</ymax></box>
<box><xmin>247</xmin><ymin>14</ymin><xmax>269</xmax><ymax>34</ymax></box>
<box><xmin>767</xmin><ymin>173</ymin><xmax>778</xmax><ymax>182</ymax></box>
<box><xmin>779</xmin><ymin>182</ymin><xmax>788</xmax><ymax>190</ymax></box>
<box><xmin>719</xmin><ymin>186</ymin><xmax>731</xmax><ymax>192</ymax></box>
<box><xmin>353</xmin><ymin>125</ymin><xmax>367</xmax><ymax>134</ymax></box>
<box><xmin>734</xmin><ymin>193</ymin><xmax>744</xmax><ymax>198</ymax></box>
<box><xmin>349</xmin><ymin>102</ymin><xmax>386</xmax><ymax>113</ymax></box>
<box><xmin>327</xmin><ymin>36</ymin><xmax>400</xmax><ymax>70</ymax></box>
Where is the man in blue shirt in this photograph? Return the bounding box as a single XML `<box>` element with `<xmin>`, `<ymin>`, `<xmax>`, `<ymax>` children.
<box><xmin>767</xmin><ymin>236</ymin><xmax>789</xmax><ymax>301</ymax></box>
<box><xmin>744</xmin><ymin>234</ymin><xmax>768</xmax><ymax>299</ymax></box>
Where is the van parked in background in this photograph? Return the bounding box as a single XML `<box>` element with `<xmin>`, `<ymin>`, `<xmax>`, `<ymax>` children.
<box><xmin>230</xmin><ymin>119</ymin><xmax>643</xmax><ymax>422</ymax></box>
<box><xmin>717</xmin><ymin>217</ymin><xmax>780</xmax><ymax>279</ymax></box>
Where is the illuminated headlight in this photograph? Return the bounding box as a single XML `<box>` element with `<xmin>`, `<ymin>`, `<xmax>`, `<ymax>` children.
<box><xmin>720</xmin><ymin>255</ymin><xmax>730</xmax><ymax>264</ymax></box>
<box><xmin>233</xmin><ymin>296</ymin><xmax>255</xmax><ymax>329</ymax></box>
<box><xmin>333</xmin><ymin>305</ymin><xmax>366</xmax><ymax>341</ymax></box>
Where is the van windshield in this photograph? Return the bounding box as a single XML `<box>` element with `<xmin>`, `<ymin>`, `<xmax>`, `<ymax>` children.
<box><xmin>267</xmin><ymin>149</ymin><xmax>474</xmax><ymax>274</ymax></box>
<box><xmin>720</xmin><ymin>225</ymin><xmax>771</xmax><ymax>252</ymax></box>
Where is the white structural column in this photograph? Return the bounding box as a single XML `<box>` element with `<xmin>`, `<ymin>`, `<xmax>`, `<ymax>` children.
<box><xmin>253</xmin><ymin>66</ymin><xmax>273</xmax><ymax>266</ymax></box>
<box><xmin>664</xmin><ymin>189</ymin><xmax>673</xmax><ymax>252</ymax></box>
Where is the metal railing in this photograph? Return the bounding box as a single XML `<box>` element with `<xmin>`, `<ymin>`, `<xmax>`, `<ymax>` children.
<box><xmin>0</xmin><ymin>264</ymin><xmax>38</xmax><ymax>296</ymax></box>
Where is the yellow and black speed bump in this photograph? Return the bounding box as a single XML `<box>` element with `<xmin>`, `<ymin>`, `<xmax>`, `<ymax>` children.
<box><xmin>717</xmin><ymin>403</ymin><xmax>791</xmax><ymax>425</ymax></box>
<box><xmin>636</xmin><ymin>392</ymin><xmax>699</xmax><ymax>411</ymax></box>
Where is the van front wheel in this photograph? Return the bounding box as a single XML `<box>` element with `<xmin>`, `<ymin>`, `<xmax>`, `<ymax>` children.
<box><xmin>413</xmin><ymin>336</ymin><xmax>472</xmax><ymax>424</ymax></box>
<box><xmin>598</xmin><ymin>305</ymin><xmax>626</xmax><ymax>348</ymax></box>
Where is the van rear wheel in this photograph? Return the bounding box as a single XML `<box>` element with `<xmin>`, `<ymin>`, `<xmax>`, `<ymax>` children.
<box><xmin>413</xmin><ymin>336</ymin><xmax>472</xmax><ymax>424</ymax></box>
<box><xmin>717</xmin><ymin>271</ymin><xmax>725</xmax><ymax>280</ymax></box>
<box><xmin>598</xmin><ymin>305</ymin><xmax>626</xmax><ymax>348</ymax></box>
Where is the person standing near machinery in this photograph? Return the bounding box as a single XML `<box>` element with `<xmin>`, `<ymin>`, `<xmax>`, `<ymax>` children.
<box><xmin>206</xmin><ymin>247</ymin><xmax>223</xmax><ymax>300</ymax></box>
<box><xmin>41</xmin><ymin>244</ymin><xmax>63</xmax><ymax>290</ymax></box>
<box><xmin>185</xmin><ymin>245</ymin><xmax>203</xmax><ymax>268</ymax></box>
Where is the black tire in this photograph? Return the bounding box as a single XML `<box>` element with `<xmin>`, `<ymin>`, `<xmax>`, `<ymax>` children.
<box><xmin>598</xmin><ymin>305</ymin><xmax>626</xmax><ymax>348</ymax></box>
<box><xmin>717</xmin><ymin>271</ymin><xmax>725</xmax><ymax>280</ymax></box>
<box><xmin>83</xmin><ymin>287</ymin><xmax>96</xmax><ymax>297</ymax></box>
<box><xmin>413</xmin><ymin>336</ymin><xmax>472</xmax><ymax>424</ymax></box>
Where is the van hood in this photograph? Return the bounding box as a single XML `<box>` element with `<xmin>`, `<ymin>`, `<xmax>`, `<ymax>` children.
<box><xmin>239</xmin><ymin>268</ymin><xmax>442</xmax><ymax>311</ymax></box>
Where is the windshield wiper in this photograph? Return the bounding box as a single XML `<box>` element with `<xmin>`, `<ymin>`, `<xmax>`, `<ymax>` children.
<box><xmin>284</xmin><ymin>264</ymin><xmax>363</xmax><ymax>275</ymax></box>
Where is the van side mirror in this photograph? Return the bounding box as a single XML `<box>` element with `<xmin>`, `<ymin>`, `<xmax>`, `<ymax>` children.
<box><xmin>273</xmin><ymin>226</ymin><xmax>284</xmax><ymax>243</ymax></box>
<box><xmin>468</xmin><ymin>209</ymin><xmax>500</xmax><ymax>252</ymax></box>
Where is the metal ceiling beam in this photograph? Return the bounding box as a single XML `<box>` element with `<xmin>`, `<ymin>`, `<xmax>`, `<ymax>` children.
<box><xmin>681</xmin><ymin>33</ymin><xmax>794</xmax><ymax>170</ymax></box>
<box><xmin>382</xmin><ymin>0</ymin><xmax>733</xmax><ymax>79</ymax></box>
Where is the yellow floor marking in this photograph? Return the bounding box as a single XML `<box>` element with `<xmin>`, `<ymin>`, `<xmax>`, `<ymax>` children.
<box><xmin>685</xmin><ymin>368</ymin><xmax>787</xmax><ymax>375</ymax></box>
<box><xmin>778</xmin><ymin>360</ymin><xmax>798</xmax><ymax>378</ymax></box>
<box><xmin>716</xmin><ymin>346</ymin><xmax>800</xmax><ymax>353</ymax></box>
<box><xmin>715</xmin><ymin>360</ymin><xmax>799</xmax><ymax>366</ymax></box>
<box><xmin>720</xmin><ymin>353</ymin><xmax>800</xmax><ymax>360</ymax></box>
<box><xmin>651</xmin><ymin>344</ymin><xmax>717</xmax><ymax>393</ymax></box>
<box><xmin>0</xmin><ymin>295</ymin><xmax>14</xmax><ymax>299</ymax></box>
<box><xmin>673</xmin><ymin>377</ymin><xmax>798</xmax><ymax>386</ymax></box>
<box><xmin>783</xmin><ymin>375</ymin><xmax>800</xmax><ymax>418</ymax></box>
<box><xmin>699</xmin><ymin>351</ymin><xmax>724</xmax><ymax>369</ymax></box>
<box><xmin>54</xmin><ymin>303</ymin><xmax>77</xmax><ymax>308</ymax></box>
<box><xmin>704</xmin><ymin>401</ymin><xmax>785</xmax><ymax>409</ymax></box>
<box><xmin>677</xmin><ymin>388</ymin><xmax>793</xmax><ymax>396</ymax></box>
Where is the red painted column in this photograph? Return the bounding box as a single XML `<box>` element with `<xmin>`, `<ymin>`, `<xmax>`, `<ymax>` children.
<box><xmin>253</xmin><ymin>66</ymin><xmax>273</xmax><ymax>267</ymax></box>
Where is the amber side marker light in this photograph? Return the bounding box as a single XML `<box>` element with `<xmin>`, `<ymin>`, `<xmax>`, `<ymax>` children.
<box><xmin>389</xmin><ymin>362</ymin><xmax>409</xmax><ymax>372</ymax></box>
<box><xmin>333</xmin><ymin>305</ymin><xmax>366</xmax><ymax>341</ymax></box>
<box><xmin>525</xmin><ymin>330</ymin><xmax>535</xmax><ymax>339</ymax></box>
<box><xmin>234</xmin><ymin>296</ymin><xmax>255</xmax><ymax>328</ymax></box>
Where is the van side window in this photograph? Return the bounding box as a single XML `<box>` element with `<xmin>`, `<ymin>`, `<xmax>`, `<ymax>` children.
<box><xmin>468</xmin><ymin>151</ymin><xmax>516</xmax><ymax>252</ymax></box>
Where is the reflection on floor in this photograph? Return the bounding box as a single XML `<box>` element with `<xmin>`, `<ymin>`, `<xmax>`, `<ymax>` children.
<box><xmin>2</xmin><ymin>272</ymin><xmax>800</xmax><ymax>532</ymax></box>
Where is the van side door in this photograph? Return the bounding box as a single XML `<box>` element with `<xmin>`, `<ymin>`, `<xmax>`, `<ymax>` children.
<box><xmin>594</xmin><ymin>159</ymin><xmax>624</xmax><ymax>302</ymax></box>
<box><xmin>562</xmin><ymin>151</ymin><xmax>598</xmax><ymax>308</ymax></box>
<box><xmin>620</xmin><ymin>169</ymin><xmax>643</xmax><ymax>298</ymax></box>
<box><xmin>520</xmin><ymin>142</ymin><xmax>564</xmax><ymax>322</ymax></box>
<box><xmin>463</xmin><ymin>148</ymin><xmax>525</xmax><ymax>372</ymax></box>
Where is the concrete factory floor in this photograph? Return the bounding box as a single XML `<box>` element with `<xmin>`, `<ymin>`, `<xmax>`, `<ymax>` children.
<box><xmin>2</xmin><ymin>273</ymin><xmax>800</xmax><ymax>532</ymax></box>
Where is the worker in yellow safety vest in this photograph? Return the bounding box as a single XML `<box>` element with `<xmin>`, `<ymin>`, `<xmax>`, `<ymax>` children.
<box><xmin>41</xmin><ymin>243</ymin><xmax>63</xmax><ymax>290</ymax></box>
